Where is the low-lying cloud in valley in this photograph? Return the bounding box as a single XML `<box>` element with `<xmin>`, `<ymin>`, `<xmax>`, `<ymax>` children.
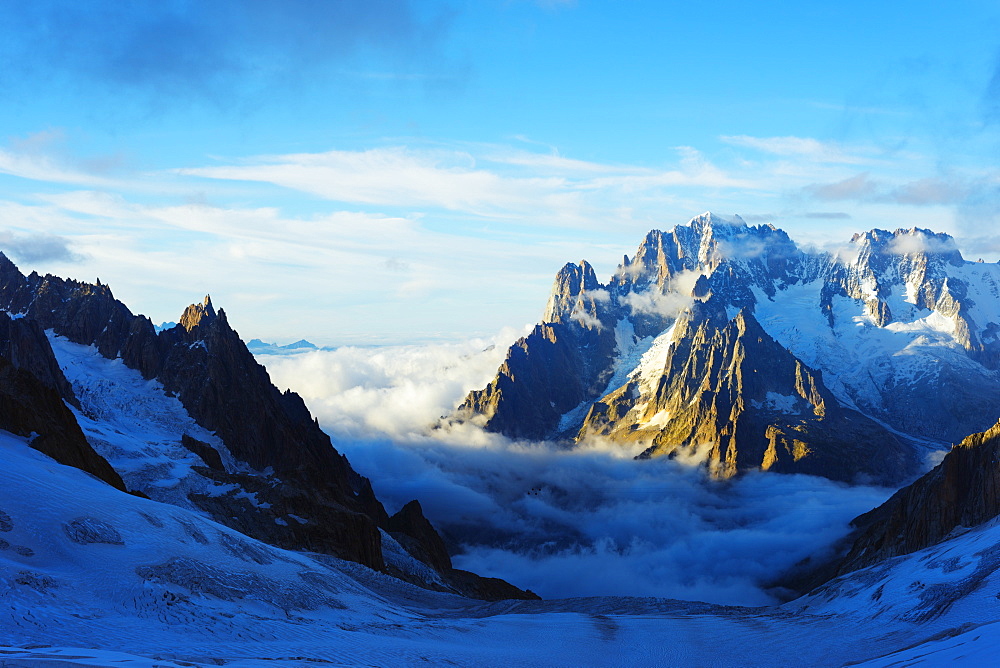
<box><xmin>261</xmin><ymin>335</ymin><xmax>893</xmax><ymax>606</ymax></box>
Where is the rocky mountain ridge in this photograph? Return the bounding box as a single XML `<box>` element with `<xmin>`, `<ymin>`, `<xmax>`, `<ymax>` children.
<box><xmin>0</xmin><ymin>253</ymin><xmax>536</xmax><ymax>601</ymax></box>
<box><xmin>578</xmin><ymin>298</ymin><xmax>914</xmax><ymax>483</ymax></box>
<box><xmin>453</xmin><ymin>213</ymin><xmax>1000</xmax><ymax>483</ymax></box>
<box><xmin>837</xmin><ymin>418</ymin><xmax>1000</xmax><ymax>576</ymax></box>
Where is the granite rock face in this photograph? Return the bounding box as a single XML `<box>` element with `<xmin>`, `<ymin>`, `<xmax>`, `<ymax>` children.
<box><xmin>0</xmin><ymin>253</ymin><xmax>387</xmax><ymax>570</ymax></box>
<box><xmin>0</xmin><ymin>311</ymin><xmax>78</xmax><ymax>406</ymax></box>
<box><xmin>456</xmin><ymin>320</ymin><xmax>617</xmax><ymax>440</ymax></box>
<box><xmin>0</xmin><ymin>253</ymin><xmax>163</xmax><ymax>378</ymax></box>
<box><xmin>381</xmin><ymin>499</ymin><xmax>538</xmax><ymax>599</ymax></box>
<box><xmin>579</xmin><ymin>299</ymin><xmax>915</xmax><ymax>484</ymax></box>
<box><xmin>386</xmin><ymin>500</ymin><xmax>453</xmax><ymax>574</ymax></box>
<box><xmin>838</xmin><ymin>421</ymin><xmax>1000</xmax><ymax>575</ymax></box>
<box><xmin>817</xmin><ymin>228</ymin><xmax>1000</xmax><ymax>442</ymax></box>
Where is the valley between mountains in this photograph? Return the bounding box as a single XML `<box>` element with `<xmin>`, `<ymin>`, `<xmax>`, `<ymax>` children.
<box><xmin>4</xmin><ymin>213</ymin><xmax>1000</xmax><ymax>665</ymax></box>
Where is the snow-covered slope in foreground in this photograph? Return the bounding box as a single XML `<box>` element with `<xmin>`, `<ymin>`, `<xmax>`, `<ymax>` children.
<box><xmin>3</xmin><ymin>430</ymin><xmax>1000</xmax><ymax>666</ymax></box>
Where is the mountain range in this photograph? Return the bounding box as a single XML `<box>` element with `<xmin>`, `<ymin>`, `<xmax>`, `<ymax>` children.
<box><xmin>5</xmin><ymin>213</ymin><xmax>1000</xmax><ymax>664</ymax></box>
<box><xmin>454</xmin><ymin>213</ymin><xmax>1000</xmax><ymax>485</ymax></box>
<box><xmin>0</xmin><ymin>253</ymin><xmax>535</xmax><ymax>602</ymax></box>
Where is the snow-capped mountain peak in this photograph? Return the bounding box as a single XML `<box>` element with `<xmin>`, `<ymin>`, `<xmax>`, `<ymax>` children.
<box><xmin>456</xmin><ymin>215</ymin><xmax>1000</xmax><ymax>480</ymax></box>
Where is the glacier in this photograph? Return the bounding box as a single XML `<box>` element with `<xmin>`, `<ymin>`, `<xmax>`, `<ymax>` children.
<box><xmin>2</xmin><ymin>427</ymin><xmax>1000</xmax><ymax>666</ymax></box>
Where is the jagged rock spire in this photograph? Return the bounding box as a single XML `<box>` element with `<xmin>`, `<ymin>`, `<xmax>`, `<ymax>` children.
<box><xmin>542</xmin><ymin>260</ymin><xmax>604</xmax><ymax>325</ymax></box>
<box><xmin>180</xmin><ymin>295</ymin><xmax>217</xmax><ymax>332</ymax></box>
<box><xmin>0</xmin><ymin>252</ymin><xmax>22</xmax><ymax>282</ymax></box>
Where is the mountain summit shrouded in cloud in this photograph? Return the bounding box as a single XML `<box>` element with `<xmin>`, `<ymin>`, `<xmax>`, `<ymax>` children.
<box><xmin>451</xmin><ymin>214</ymin><xmax>999</xmax><ymax>486</ymax></box>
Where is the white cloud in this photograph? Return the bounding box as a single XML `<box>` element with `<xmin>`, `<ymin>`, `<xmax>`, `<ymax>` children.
<box><xmin>0</xmin><ymin>190</ymin><xmax>596</xmax><ymax>343</ymax></box>
<box><xmin>177</xmin><ymin>144</ymin><xmax>762</xmax><ymax>225</ymax></box>
<box><xmin>258</xmin><ymin>339</ymin><xmax>894</xmax><ymax>606</ymax></box>
<box><xmin>7</xmin><ymin>132</ymin><xmax>1000</xmax><ymax>344</ymax></box>
<box><xmin>804</xmin><ymin>173</ymin><xmax>882</xmax><ymax>201</ymax></box>
<box><xmin>484</xmin><ymin>146</ymin><xmax>635</xmax><ymax>175</ymax></box>
<box><xmin>622</xmin><ymin>290</ymin><xmax>691</xmax><ymax>319</ymax></box>
<box><xmin>721</xmin><ymin>135</ymin><xmax>877</xmax><ymax>165</ymax></box>
<box><xmin>0</xmin><ymin>148</ymin><xmax>121</xmax><ymax>188</ymax></box>
<box><xmin>260</xmin><ymin>330</ymin><xmax>525</xmax><ymax>438</ymax></box>
<box><xmin>0</xmin><ymin>229</ymin><xmax>79</xmax><ymax>263</ymax></box>
<box><xmin>621</xmin><ymin>270</ymin><xmax>705</xmax><ymax>318</ymax></box>
<box><xmin>179</xmin><ymin>146</ymin><xmax>586</xmax><ymax>220</ymax></box>
<box><xmin>888</xmin><ymin>229</ymin><xmax>959</xmax><ymax>255</ymax></box>
<box><xmin>570</xmin><ymin>308</ymin><xmax>603</xmax><ymax>330</ymax></box>
<box><xmin>889</xmin><ymin>177</ymin><xmax>972</xmax><ymax>206</ymax></box>
<box><xmin>587</xmin><ymin>288</ymin><xmax>611</xmax><ymax>302</ymax></box>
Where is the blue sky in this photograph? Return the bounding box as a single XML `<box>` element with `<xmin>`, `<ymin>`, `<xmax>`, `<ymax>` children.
<box><xmin>1</xmin><ymin>0</ymin><xmax>1000</xmax><ymax>344</ymax></box>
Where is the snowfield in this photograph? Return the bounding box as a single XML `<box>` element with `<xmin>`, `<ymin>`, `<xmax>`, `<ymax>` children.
<box><xmin>49</xmin><ymin>333</ymin><xmax>245</xmax><ymax>509</ymax></box>
<box><xmin>3</xmin><ymin>429</ymin><xmax>1000</xmax><ymax>666</ymax></box>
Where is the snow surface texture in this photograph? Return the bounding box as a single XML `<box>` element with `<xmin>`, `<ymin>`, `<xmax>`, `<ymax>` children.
<box><xmin>2</xmin><ymin>429</ymin><xmax>1000</xmax><ymax>666</ymax></box>
<box><xmin>48</xmin><ymin>333</ymin><xmax>253</xmax><ymax>510</ymax></box>
<box><xmin>260</xmin><ymin>340</ymin><xmax>895</xmax><ymax>606</ymax></box>
<box><xmin>752</xmin><ymin>280</ymin><xmax>996</xmax><ymax>452</ymax></box>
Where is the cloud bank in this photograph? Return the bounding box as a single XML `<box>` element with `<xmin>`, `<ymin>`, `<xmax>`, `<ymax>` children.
<box><xmin>0</xmin><ymin>230</ymin><xmax>79</xmax><ymax>263</ymax></box>
<box><xmin>260</xmin><ymin>337</ymin><xmax>893</xmax><ymax>606</ymax></box>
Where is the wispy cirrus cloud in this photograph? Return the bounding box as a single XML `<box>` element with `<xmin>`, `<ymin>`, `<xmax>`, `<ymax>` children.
<box><xmin>803</xmin><ymin>172</ymin><xmax>988</xmax><ymax>207</ymax></box>
<box><xmin>483</xmin><ymin>146</ymin><xmax>639</xmax><ymax>175</ymax></box>
<box><xmin>889</xmin><ymin>177</ymin><xmax>975</xmax><ymax>206</ymax></box>
<box><xmin>720</xmin><ymin>135</ymin><xmax>881</xmax><ymax>165</ymax></box>
<box><xmin>804</xmin><ymin>173</ymin><xmax>882</xmax><ymax>201</ymax></box>
<box><xmin>6</xmin><ymin>129</ymin><xmax>1000</xmax><ymax>343</ymax></box>
<box><xmin>0</xmin><ymin>146</ymin><xmax>121</xmax><ymax>189</ymax></box>
<box><xmin>0</xmin><ymin>188</ymin><xmax>614</xmax><ymax>343</ymax></box>
<box><xmin>179</xmin><ymin>147</ymin><xmax>581</xmax><ymax>219</ymax></box>
<box><xmin>178</xmin><ymin>144</ymin><xmax>757</xmax><ymax>224</ymax></box>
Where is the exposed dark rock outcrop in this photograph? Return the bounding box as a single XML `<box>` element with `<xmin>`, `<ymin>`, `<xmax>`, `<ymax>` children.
<box><xmin>837</xmin><ymin>421</ymin><xmax>1000</xmax><ymax>575</ymax></box>
<box><xmin>0</xmin><ymin>312</ymin><xmax>125</xmax><ymax>492</ymax></box>
<box><xmin>387</xmin><ymin>500</ymin><xmax>453</xmax><ymax>574</ymax></box>
<box><xmin>444</xmin><ymin>568</ymin><xmax>541</xmax><ymax>602</ymax></box>
<box><xmin>0</xmin><ymin>311</ymin><xmax>78</xmax><ymax>406</ymax></box>
<box><xmin>0</xmin><ymin>252</ymin><xmax>535</xmax><ymax>600</ymax></box>
<box><xmin>453</xmin><ymin>214</ymin><xmax>827</xmax><ymax>447</ymax></box>
<box><xmin>384</xmin><ymin>500</ymin><xmax>540</xmax><ymax>601</ymax></box>
<box><xmin>821</xmin><ymin>227</ymin><xmax>1000</xmax><ymax>441</ymax></box>
<box><xmin>0</xmin><ymin>253</ymin><xmax>389</xmax><ymax>570</ymax></box>
<box><xmin>454</xmin><ymin>257</ymin><xmax>621</xmax><ymax>440</ymax></box>
<box><xmin>179</xmin><ymin>434</ymin><xmax>224</xmax><ymax>472</ymax></box>
<box><xmin>829</xmin><ymin>228</ymin><xmax>965</xmax><ymax>332</ymax></box>
<box><xmin>187</xmin><ymin>466</ymin><xmax>385</xmax><ymax>567</ymax></box>
<box><xmin>455</xmin><ymin>321</ymin><xmax>617</xmax><ymax>440</ymax></box>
